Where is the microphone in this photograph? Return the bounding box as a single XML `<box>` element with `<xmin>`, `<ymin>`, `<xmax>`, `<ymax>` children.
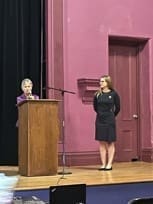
<box><xmin>43</xmin><ymin>87</ymin><xmax>76</xmax><ymax>94</ymax></box>
<box><xmin>28</xmin><ymin>90</ymin><xmax>32</xmax><ymax>96</ymax></box>
<box><xmin>27</xmin><ymin>90</ymin><xmax>32</xmax><ymax>99</ymax></box>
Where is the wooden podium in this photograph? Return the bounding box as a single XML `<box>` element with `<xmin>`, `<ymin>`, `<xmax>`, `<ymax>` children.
<box><xmin>17</xmin><ymin>99</ymin><xmax>59</xmax><ymax>176</ymax></box>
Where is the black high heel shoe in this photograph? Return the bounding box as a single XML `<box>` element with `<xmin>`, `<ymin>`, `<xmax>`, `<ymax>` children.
<box><xmin>104</xmin><ymin>167</ymin><xmax>112</xmax><ymax>171</ymax></box>
<box><xmin>98</xmin><ymin>167</ymin><xmax>106</xmax><ymax>171</ymax></box>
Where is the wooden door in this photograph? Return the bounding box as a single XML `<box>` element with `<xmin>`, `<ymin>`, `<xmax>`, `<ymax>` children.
<box><xmin>109</xmin><ymin>42</ymin><xmax>139</xmax><ymax>161</ymax></box>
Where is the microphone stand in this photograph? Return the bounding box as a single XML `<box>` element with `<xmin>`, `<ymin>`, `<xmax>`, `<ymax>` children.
<box><xmin>46</xmin><ymin>86</ymin><xmax>75</xmax><ymax>175</ymax></box>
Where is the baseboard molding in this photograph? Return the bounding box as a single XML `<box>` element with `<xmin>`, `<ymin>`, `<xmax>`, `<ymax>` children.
<box><xmin>58</xmin><ymin>151</ymin><xmax>101</xmax><ymax>166</ymax></box>
<box><xmin>58</xmin><ymin>148</ymin><xmax>153</xmax><ymax>166</ymax></box>
<box><xmin>141</xmin><ymin>148</ymin><xmax>153</xmax><ymax>162</ymax></box>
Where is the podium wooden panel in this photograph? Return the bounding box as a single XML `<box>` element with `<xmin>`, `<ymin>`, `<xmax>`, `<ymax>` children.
<box><xmin>18</xmin><ymin>99</ymin><xmax>59</xmax><ymax>176</ymax></box>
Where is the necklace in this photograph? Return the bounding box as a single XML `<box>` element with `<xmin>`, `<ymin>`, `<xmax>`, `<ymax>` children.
<box><xmin>102</xmin><ymin>88</ymin><xmax>111</xmax><ymax>93</ymax></box>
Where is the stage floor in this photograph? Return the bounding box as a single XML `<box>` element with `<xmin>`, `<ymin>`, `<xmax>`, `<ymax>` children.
<box><xmin>0</xmin><ymin>161</ymin><xmax>153</xmax><ymax>190</ymax></box>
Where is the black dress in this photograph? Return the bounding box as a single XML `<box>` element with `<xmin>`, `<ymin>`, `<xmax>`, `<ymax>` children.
<box><xmin>93</xmin><ymin>90</ymin><xmax>120</xmax><ymax>142</ymax></box>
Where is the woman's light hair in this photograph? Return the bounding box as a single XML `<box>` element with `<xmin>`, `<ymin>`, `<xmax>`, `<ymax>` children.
<box><xmin>101</xmin><ymin>75</ymin><xmax>113</xmax><ymax>89</ymax></box>
<box><xmin>21</xmin><ymin>78</ymin><xmax>33</xmax><ymax>90</ymax></box>
<box><xmin>95</xmin><ymin>75</ymin><xmax>113</xmax><ymax>97</ymax></box>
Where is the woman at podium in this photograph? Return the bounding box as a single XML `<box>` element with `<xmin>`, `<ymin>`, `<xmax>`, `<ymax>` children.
<box><xmin>17</xmin><ymin>78</ymin><xmax>39</xmax><ymax>104</ymax></box>
<box><xmin>16</xmin><ymin>78</ymin><xmax>39</xmax><ymax>127</ymax></box>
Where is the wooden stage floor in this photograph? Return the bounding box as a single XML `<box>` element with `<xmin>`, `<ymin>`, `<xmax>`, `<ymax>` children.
<box><xmin>0</xmin><ymin>161</ymin><xmax>153</xmax><ymax>191</ymax></box>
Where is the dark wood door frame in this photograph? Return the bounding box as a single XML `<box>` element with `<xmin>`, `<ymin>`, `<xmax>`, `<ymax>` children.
<box><xmin>109</xmin><ymin>36</ymin><xmax>152</xmax><ymax>162</ymax></box>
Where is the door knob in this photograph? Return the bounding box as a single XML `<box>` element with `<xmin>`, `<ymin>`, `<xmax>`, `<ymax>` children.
<box><xmin>133</xmin><ymin>114</ymin><xmax>138</xmax><ymax>119</ymax></box>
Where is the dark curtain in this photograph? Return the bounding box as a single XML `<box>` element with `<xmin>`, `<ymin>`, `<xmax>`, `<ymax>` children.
<box><xmin>0</xmin><ymin>0</ymin><xmax>44</xmax><ymax>165</ymax></box>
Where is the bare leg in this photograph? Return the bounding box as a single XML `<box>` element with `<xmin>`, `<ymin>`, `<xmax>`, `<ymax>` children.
<box><xmin>99</xmin><ymin>141</ymin><xmax>107</xmax><ymax>168</ymax></box>
<box><xmin>106</xmin><ymin>142</ymin><xmax>115</xmax><ymax>169</ymax></box>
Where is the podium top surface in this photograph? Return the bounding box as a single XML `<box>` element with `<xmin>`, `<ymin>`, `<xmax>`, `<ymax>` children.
<box><xmin>17</xmin><ymin>99</ymin><xmax>60</xmax><ymax>106</ymax></box>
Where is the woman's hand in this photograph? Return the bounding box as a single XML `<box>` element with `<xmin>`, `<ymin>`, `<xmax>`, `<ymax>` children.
<box><xmin>27</xmin><ymin>95</ymin><xmax>35</xmax><ymax>100</ymax></box>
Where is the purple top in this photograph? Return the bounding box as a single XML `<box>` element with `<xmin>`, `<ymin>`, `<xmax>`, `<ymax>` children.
<box><xmin>17</xmin><ymin>93</ymin><xmax>39</xmax><ymax>104</ymax></box>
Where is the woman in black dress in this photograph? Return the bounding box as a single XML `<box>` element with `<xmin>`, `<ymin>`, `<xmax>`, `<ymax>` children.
<box><xmin>93</xmin><ymin>75</ymin><xmax>120</xmax><ymax>170</ymax></box>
